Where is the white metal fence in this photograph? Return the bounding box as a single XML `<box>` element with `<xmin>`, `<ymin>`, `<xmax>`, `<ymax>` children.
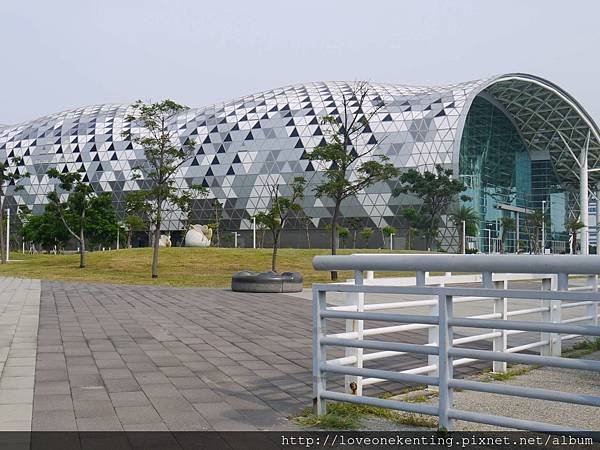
<box><xmin>466</xmin><ymin>236</ymin><xmax>568</xmax><ymax>254</ymax></box>
<box><xmin>312</xmin><ymin>254</ymin><xmax>600</xmax><ymax>431</ymax></box>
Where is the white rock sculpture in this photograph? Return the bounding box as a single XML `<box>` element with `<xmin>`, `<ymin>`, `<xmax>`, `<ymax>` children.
<box><xmin>158</xmin><ymin>235</ymin><xmax>172</xmax><ymax>248</ymax></box>
<box><xmin>185</xmin><ymin>225</ymin><xmax>213</xmax><ymax>247</ymax></box>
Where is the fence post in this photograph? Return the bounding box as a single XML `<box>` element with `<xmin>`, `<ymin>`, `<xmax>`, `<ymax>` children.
<box><xmin>438</xmin><ymin>292</ymin><xmax>454</xmax><ymax>431</ymax></box>
<box><xmin>428</xmin><ymin>280</ymin><xmax>444</xmax><ymax>385</ymax></box>
<box><xmin>312</xmin><ymin>287</ymin><xmax>327</xmax><ymax>416</ymax></box>
<box><xmin>416</xmin><ymin>270</ymin><xmax>426</xmax><ymax>287</ymax></box>
<box><xmin>552</xmin><ymin>273</ymin><xmax>567</xmax><ymax>356</ymax></box>
<box><xmin>587</xmin><ymin>275</ymin><xmax>598</xmax><ymax>326</ymax></box>
<box><xmin>345</xmin><ymin>270</ymin><xmax>364</xmax><ymax>396</ymax></box>
<box><xmin>540</xmin><ymin>277</ymin><xmax>553</xmax><ymax>356</ymax></box>
<box><xmin>482</xmin><ymin>272</ymin><xmax>506</xmax><ymax>372</ymax></box>
<box><xmin>493</xmin><ymin>278</ymin><xmax>508</xmax><ymax>373</ymax></box>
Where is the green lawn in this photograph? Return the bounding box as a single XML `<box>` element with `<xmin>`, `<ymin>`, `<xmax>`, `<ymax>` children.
<box><xmin>0</xmin><ymin>247</ymin><xmax>421</xmax><ymax>288</ymax></box>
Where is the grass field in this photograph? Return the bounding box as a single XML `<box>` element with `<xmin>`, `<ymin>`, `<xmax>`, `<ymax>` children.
<box><xmin>0</xmin><ymin>247</ymin><xmax>421</xmax><ymax>288</ymax></box>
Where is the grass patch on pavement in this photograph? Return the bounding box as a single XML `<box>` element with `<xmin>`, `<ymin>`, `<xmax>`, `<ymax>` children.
<box><xmin>486</xmin><ymin>365</ymin><xmax>533</xmax><ymax>382</ymax></box>
<box><xmin>0</xmin><ymin>247</ymin><xmax>421</xmax><ymax>288</ymax></box>
<box><xmin>563</xmin><ymin>338</ymin><xmax>600</xmax><ymax>359</ymax></box>
<box><xmin>294</xmin><ymin>393</ymin><xmax>438</xmax><ymax>430</ymax></box>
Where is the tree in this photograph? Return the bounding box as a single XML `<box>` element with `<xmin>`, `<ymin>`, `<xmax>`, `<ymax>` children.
<box><xmin>449</xmin><ymin>206</ymin><xmax>479</xmax><ymax>254</ymax></box>
<box><xmin>499</xmin><ymin>216</ymin><xmax>516</xmax><ymax>254</ymax></box>
<box><xmin>359</xmin><ymin>227</ymin><xmax>373</xmax><ymax>246</ymax></box>
<box><xmin>46</xmin><ymin>168</ymin><xmax>96</xmax><ymax>268</ymax></box>
<box><xmin>0</xmin><ymin>157</ymin><xmax>29</xmax><ymax>263</ymax></box>
<box><xmin>299</xmin><ymin>213</ymin><xmax>313</xmax><ymax>249</ymax></box>
<box><xmin>402</xmin><ymin>207</ymin><xmax>422</xmax><ymax>250</ymax></box>
<box><xmin>123</xmin><ymin>100</ymin><xmax>197</xmax><ymax>278</ymax></box>
<box><xmin>123</xmin><ymin>215</ymin><xmax>146</xmax><ymax>248</ymax></box>
<box><xmin>255</xmin><ymin>177</ymin><xmax>305</xmax><ymax>272</ymax></box>
<box><xmin>22</xmin><ymin>208</ymin><xmax>71</xmax><ymax>253</ymax></box>
<box><xmin>256</xmin><ymin>217</ymin><xmax>267</xmax><ymax>249</ymax></box>
<box><xmin>394</xmin><ymin>164</ymin><xmax>467</xmax><ymax>250</ymax></box>
<box><xmin>86</xmin><ymin>193</ymin><xmax>120</xmax><ymax>250</ymax></box>
<box><xmin>382</xmin><ymin>225</ymin><xmax>396</xmax><ymax>249</ymax></box>
<box><xmin>124</xmin><ymin>190</ymin><xmax>153</xmax><ymax>245</ymax></box>
<box><xmin>346</xmin><ymin>218</ymin><xmax>362</xmax><ymax>249</ymax></box>
<box><xmin>210</xmin><ymin>199</ymin><xmax>224</xmax><ymax>247</ymax></box>
<box><xmin>525</xmin><ymin>209</ymin><xmax>548</xmax><ymax>254</ymax></box>
<box><xmin>172</xmin><ymin>184</ymin><xmax>209</xmax><ymax>232</ymax></box>
<box><xmin>338</xmin><ymin>226</ymin><xmax>349</xmax><ymax>249</ymax></box>
<box><xmin>565</xmin><ymin>217</ymin><xmax>585</xmax><ymax>254</ymax></box>
<box><xmin>308</xmin><ymin>82</ymin><xmax>400</xmax><ymax>280</ymax></box>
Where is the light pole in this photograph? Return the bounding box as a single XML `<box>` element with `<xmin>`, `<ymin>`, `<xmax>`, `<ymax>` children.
<box><xmin>541</xmin><ymin>200</ymin><xmax>546</xmax><ymax>253</ymax></box>
<box><xmin>5</xmin><ymin>208</ymin><xmax>10</xmax><ymax>263</ymax></box>
<box><xmin>581</xmin><ymin>141</ymin><xmax>589</xmax><ymax>254</ymax></box>
<box><xmin>597</xmin><ymin>185</ymin><xmax>600</xmax><ymax>255</ymax></box>
<box><xmin>232</xmin><ymin>232</ymin><xmax>238</xmax><ymax>248</ymax></box>
<box><xmin>461</xmin><ymin>220</ymin><xmax>466</xmax><ymax>254</ymax></box>
<box><xmin>390</xmin><ymin>233</ymin><xmax>394</xmax><ymax>251</ymax></box>
<box><xmin>485</xmin><ymin>227</ymin><xmax>492</xmax><ymax>254</ymax></box>
<box><xmin>559</xmin><ymin>130</ymin><xmax>592</xmax><ymax>255</ymax></box>
<box><xmin>252</xmin><ymin>216</ymin><xmax>256</xmax><ymax>249</ymax></box>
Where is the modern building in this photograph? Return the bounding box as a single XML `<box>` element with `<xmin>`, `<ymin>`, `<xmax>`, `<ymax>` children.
<box><xmin>1</xmin><ymin>73</ymin><xmax>599</xmax><ymax>250</ymax></box>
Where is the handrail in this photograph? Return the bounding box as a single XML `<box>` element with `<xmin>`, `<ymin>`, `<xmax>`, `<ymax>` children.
<box><xmin>313</xmin><ymin>253</ymin><xmax>600</xmax><ymax>274</ymax></box>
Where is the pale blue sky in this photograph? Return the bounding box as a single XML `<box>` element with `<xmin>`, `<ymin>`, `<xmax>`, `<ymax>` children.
<box><xmin>1</xmin><ymin>0</ymin><xmax>599</xmax><ymax>124</ymax></box>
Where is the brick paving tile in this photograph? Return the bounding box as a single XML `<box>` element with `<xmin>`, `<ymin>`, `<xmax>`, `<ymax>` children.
<box><xmin>31</xmin><ymin>280</ymin><xmax>492</xmax><ymax>431</ymax></box>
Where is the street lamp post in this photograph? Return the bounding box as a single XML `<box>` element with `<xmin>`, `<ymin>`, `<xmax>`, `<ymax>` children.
<box><xmin>558</xmin><ymin>130</ymin><xmax>594</xmax><ymax>255</ymax></box>
<box><xmin>485</xmin><ymin>228</ymin><xmax>492</xmax><ymax>254</ymax></box>
<box><xmin>597</xmin><ymin>185</ymin><xmax>600</xmax><ymax>255</ymax></box>
<box><xmin>461</xmin><ymin>220</ymin><xmax>466</xmax><ymax>254</ymax></box>
<box><xmin>252</xmin><ymin>216</ymin><xmax>256</xmax><ymax>249</ymax></box>
<box><xmin>581</xmin><ymin>143</ymin><xmax>589</xmax><ymax>255</ymax></box>
<box><xmin>5</xmin><ymin>208</ymin><xmax>9</xmax><ymax>263</ymax></box>
<box><xmin>541</xmin><ymin>200</ymin><xmax>546</xmax><ymax>254</ymax></box>
<box><xmin>390</xmin><ymin>233</ymin><xmax>394</xmax><ymax>251</ymax></box>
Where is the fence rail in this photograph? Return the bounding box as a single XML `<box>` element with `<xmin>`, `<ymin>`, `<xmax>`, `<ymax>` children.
<box><xmin>312</xmin><ymin>254</ymin><xmax>600</xmax><ymax>431</ymax></box>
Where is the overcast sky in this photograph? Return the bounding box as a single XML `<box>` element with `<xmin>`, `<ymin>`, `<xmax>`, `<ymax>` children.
<box><xmin>1</xmin><ymin>0</ymin><xmax>599</xmax><ymax>125</ymax></box>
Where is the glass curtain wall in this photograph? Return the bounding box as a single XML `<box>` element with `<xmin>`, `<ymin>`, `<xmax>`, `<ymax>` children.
<box><xmin>458</xmin><ymin>96</ymin><xmax>568</xmax><ymax>253</ymax></box>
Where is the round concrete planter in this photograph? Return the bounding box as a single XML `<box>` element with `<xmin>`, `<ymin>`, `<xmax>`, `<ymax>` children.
<box><xmin>231</xmin><ymin>271</ymin><xmax>303</xmax><ymax>293</ymax></box>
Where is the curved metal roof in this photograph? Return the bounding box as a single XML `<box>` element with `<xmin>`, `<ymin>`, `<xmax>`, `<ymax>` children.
<box><xmin>0</xmin><ymin>74</ymin><xmax>597</xmax><ymax>231</ymax></box>
<box><xmin>473</xmin><ymin>73</ymin><xmax>600</xmax><ymax>190</ymax></box>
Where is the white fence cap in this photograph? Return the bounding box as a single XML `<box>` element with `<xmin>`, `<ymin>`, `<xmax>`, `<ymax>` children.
<box><xmin>312</xmin><ymin>254</ymin><xmax>600</xmax><ymax>275</ymax></box>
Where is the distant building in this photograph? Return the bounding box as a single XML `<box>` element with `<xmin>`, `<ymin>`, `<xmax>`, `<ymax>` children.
<box><xmin>1</xmin><ymin>73</ymin><xmax>598</xmax><ymax>250</ymax></box>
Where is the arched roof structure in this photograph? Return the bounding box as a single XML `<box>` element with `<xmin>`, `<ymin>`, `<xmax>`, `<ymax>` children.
<box><xmin>0</xmin><ymin>73</ymin><xmax>597</xmax><ymax>231</ymax></box>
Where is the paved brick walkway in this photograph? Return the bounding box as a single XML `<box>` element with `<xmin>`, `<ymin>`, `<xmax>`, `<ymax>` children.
<box><xmin>0</xmin><ymin>278</ymin><xmax>39</xmax><ymax>431</ymax></box>
<box><xmin>34</xmin><ymin>282</ymin><xmax>318</xmax><ymax>431</ymax></box>
<box><xmin>31</xmin><ymin>280</ymin><xmax>451</xmax><ymax>431</ymax></box>
<box><xmin>0</xmin><ymin>277</ymin><xmax>492</xmax><ymax>431</ymax></box>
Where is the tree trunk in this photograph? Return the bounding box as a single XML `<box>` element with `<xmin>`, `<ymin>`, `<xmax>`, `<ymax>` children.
<box><xmin>305</xmin><ymin>225</ymin><xmax>311</xmax><ymax>249</ymax></box>
<box><xmin>271</xmin><ymin>231</ymin><xmax>279</xmax><ymax>272</ymax></box>
<box><xmin>425</xmin><ymin>225</ymin><xmax>433</xmax><ymax>251</ymax></box>
<box><xmin>0</xmin><ymin>203</ymin><xmax>5</xmax><ymax>264</ymax></box>
<box><xmin>330</xmin><ymin>200</ymin><xmax>341</xmax><ymax>281</ymax></box>
<box><xmin>79</xmin><ymin>237</ymin><xmax>86</xmax><ymax>268</ymax></box>
<box><xmin>151</xmin><ymin>222</ymin><xmax>160</xmax><ymax>278</ymax></box>
<box><xmin>79</xmin><ymin>211</ymin><xmax>86</xmax><ymax>268</ymax></box>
